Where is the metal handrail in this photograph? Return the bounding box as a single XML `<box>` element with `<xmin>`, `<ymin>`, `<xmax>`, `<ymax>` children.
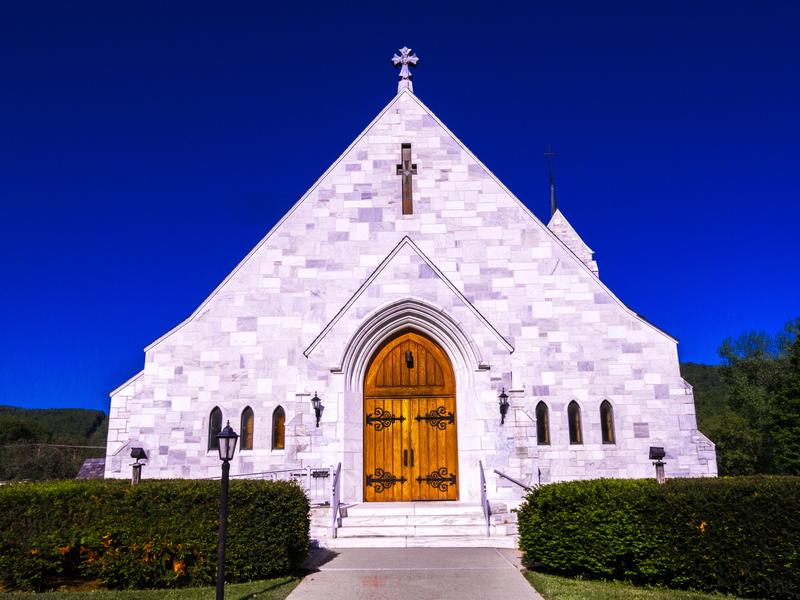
<box><xmin>207</xmin><ymin>468</ymin><xmax>309</xmax><ymax>480</ymax></box>
<box><xmin>493</xmin><ymin>469</ymin><xmax>532</xmax><ymax>491</ymax></box>
<box><xmin>479</xmin><ymin>460</ymin><xmax>490</xmax><ymax>536</ymax></box>
<box><xmin>330</xmin><ymin>462</ymin><xmax>342</xmax><ymax>538</ymax></box>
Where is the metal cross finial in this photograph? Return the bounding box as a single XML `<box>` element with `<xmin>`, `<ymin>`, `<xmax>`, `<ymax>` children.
<box><xmin>392</xmin><ymin>47</ymin><xmax>419</xmax><ymax>93</ymax></box>
<box><xmin>544</xmin><ymin>145</ymin><xmax>556</xmax><ymax>177</ymax></box>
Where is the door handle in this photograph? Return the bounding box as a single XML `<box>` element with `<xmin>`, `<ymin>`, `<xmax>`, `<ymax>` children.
<box><xmin>404</xmin><ymin>449</ymin><xmax>408</xmax><ymax>466</ymax></box>
<box><xmin>411</xmin><ymin>449</ymin><xmax>415</xmax><ymax>467</ymax></box>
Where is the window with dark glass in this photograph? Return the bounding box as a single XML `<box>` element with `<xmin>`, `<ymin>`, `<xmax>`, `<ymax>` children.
<box><xmin>272</xmin><ymin>406</ymin><xmax>285</xmax><ymax>450</ymax></box>
<box><xmin>600</xmin><ymin>400</ymin><xmax>615</xmax><ymax>444</ymax></box>
<box><xmin>240</xmin><ymin>406</ymin><xmax>254</xmax><ymax>450</ymax></box>
<box><xmin>568</xmin><ymin>401</ymin><xmax>583</xmax><ymax>444</ymax></box>
<box><xmin>208</xmin><ymin>406</ymin><xmax>222</xmax><ymax>451</ymax></box>
<box><xmin>535</xmin><ymin>401</ymin><xmax>550</xmax><ymax>445</ymax></box>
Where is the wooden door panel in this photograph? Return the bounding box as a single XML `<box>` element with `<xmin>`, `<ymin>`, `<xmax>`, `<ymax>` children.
<box><xmin>413</xmin><ymin>396</ymin><xmax>458</xmax><ymax>501</ymax></box>
<box><xmin>364</xmin><ymin>331</ymin><xmax>458</xmax><ymax>501</ymax></box>
<box><xmin>364</xmin><ymin>398</ymin><xmax>408</xmax><ymax>502</ymax></box>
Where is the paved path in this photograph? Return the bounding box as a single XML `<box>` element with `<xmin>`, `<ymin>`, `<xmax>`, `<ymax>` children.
<box><xmin>288</xmin><ymin>547</ymin><xmax>542</xmax><ymax>600</ymax></box>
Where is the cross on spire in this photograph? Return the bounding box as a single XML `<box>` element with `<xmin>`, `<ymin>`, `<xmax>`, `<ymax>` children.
<box><xmin>397</xmin><ymin>143</ymin><xmax>417</xmax><ymax>215</ymax></box>
<box><xmin>544</xmin><ymin>145</ymin><xmax>558</xmax><ymax>217</ymax></box>
<box><xmin>392</xmin><ymin>47</ymin><xmax>419</xmax><ymax>93</ymax></box>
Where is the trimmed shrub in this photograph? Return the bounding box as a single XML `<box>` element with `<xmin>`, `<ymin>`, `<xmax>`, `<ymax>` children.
<box><xmin>0</xmin><ymin>479</ymin><xmax>309</xmax><ymax>591</ymax></box>
<box><xmin>517</xmin><ymin>476</ymin><xmax>800</xmax><ymax>599</ymax></box>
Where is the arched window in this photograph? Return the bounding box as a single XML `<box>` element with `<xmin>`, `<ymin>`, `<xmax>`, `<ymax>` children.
<box><xmin>272</xmin><ymin>406</ymin><xmax>285</xmax><ymax>450</ymax></box>
<box><xmin>568</xmin><ymin>401</ymin><xmax>583</xmax><ymax>444</ymax></box>
<box><xmin>208</xmin><ymin>406</ymin><xmax>222</xmax><ymax>451</ymax></box>
<box><xmin>535</xmin><ymin>401</ymin><xmax>550</xmax><ymax>445</ymax></box>
<box><xmin>240</xmin><ymin>406</ymin><xmax>254</xmax><ymax>450</ymax></box>
<box><xmin>600</xmin><ymin>400</ymin><xmax>615</xmax><ymax>444</ymax></box>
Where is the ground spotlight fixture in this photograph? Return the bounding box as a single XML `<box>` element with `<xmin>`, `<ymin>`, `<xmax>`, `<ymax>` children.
<box><xmin>499</xmin><ymin>388</ymin><xmax>509</xmax><ymax>425</ymax></box>
<box><xmin>215</xmin><ymin>421</ymin><xmax>238</xmax><ymax>600</ymax></box>
<box><xmin>311</xmin><ymin>392</ymin><xmax>323</xmax><ymax>427</ymax></box>
<box><xmin>649</xmin><ymin>446</ymin><xmax>666</xmax><ymax>485</ymax></box>
<box><xmin>129</xmin><ymin>447</ymin><xmax>147</xmax><ymax>486</ymax></box>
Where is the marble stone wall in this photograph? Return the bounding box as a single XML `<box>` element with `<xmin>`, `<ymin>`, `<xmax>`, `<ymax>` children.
<box><xmin>105</xmin><ymin>90</ymin><xmax>717</xmax><ymax>502</ymax></box>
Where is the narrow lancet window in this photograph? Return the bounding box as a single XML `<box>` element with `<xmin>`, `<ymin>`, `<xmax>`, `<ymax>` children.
<box><xmin>536</xmin><ymin>401</ymin><xmax>550</xmax><ymax>445</ymax></box>
<box><xmin>600</xmin><ymin>400</ymin><xmax>615</xmax><ymax>444</ymax></box>
<box><xmin>240</xmin><ymin>406</ymin><xmax>254</xmax><ymax>450</ymax></box>
<box><xmin>396</xmin><ymin>143</ymin><xmax>417</xmax><ymax>215</ymax></box>
<box><xmin>208</xmin><ymin>406</ymin><xmax>222</xmax><ymax>451</ymax></box>
<box><xmin>272</xmin><ymin>406</ymin><xmax>286</xmax><ymax>450</ymax></box>
<box><xmin>568</xmin><ymin>401</ymin><xmax>583</xmax><ymax>445</ymax></box>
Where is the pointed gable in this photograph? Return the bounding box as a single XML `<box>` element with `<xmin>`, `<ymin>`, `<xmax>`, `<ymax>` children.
<box><xmin>547</xmin><ymin>208</ymin><xmax>599</xmax><ymax>276</ymax></box>
<box><xmin>141</xmin><ymin>88</ymin><xmax>669</xmax><ymax>355</ymax></box>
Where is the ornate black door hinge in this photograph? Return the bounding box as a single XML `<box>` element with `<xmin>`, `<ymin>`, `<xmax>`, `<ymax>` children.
<box><xmin>366</xmin><ymin>468</ymin><xmax>407</xmax><ymax>493</ymax></box>
<box><xmin>416</xmin><ymin>467</ymin><xmax>457</xmax><ymax>491</ymax></box>
<box><xmin>414</xmin><ymin>406</ymin><xmax>454</xmax><ymax>430</ymax></box>
<box><xmin>366</xmin><ymin>407</ymin><xmax>407</xmax><ymax>431</ymax></box>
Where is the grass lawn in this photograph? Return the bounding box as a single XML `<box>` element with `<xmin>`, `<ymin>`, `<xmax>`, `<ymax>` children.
<box><xmin>0</xmin><ymin>576</ymin><xmax>299</xmax><ymax>600</ymax></box>
<box><xmin>526</xmin><ymin>572</ymin><xmax>743</xmax><ymax>600</ymax></box>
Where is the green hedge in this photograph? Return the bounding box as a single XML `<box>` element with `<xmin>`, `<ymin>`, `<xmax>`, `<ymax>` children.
<box><xmin>0</xmin><ymin>479</ymin><xmax>309</xmax><ymax>591</ymax></box>
<box><xmin>517</xmin><ymin>477</ymin><xmax>800</xmax><ymax>599</ymax></box>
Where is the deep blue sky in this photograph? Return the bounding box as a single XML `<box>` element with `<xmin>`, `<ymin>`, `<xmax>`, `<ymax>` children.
<box><xmin>1</xmin><ymin>2</ymin><xmax>798</xmax><ymax>412</ymax></box>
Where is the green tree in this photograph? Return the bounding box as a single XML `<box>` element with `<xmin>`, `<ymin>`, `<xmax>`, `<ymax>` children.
<box><xmin>714</xmin><ymin>318</ymin><xmax>800</xmax><ymax>475</ymax></box>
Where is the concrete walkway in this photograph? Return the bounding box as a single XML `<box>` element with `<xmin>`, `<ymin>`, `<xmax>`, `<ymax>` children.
<box><xmin>288</xmin><ymin>547</ymin><xmax>542</xmax><ymax>600</ymax></box>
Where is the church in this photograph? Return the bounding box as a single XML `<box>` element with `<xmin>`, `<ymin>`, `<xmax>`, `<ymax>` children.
<box><xmin>104</xmin><ymin>48</ymin><xmax>717</xmax><ymax>506</ymax></box>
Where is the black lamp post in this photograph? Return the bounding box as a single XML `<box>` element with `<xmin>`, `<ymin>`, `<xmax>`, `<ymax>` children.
<box><xmin>498</xmin><ymin>388</ymin><xmax>509</xmax><ymax>425</ymax></box>
<box><xmin>216</xmin><ymin>421</ymin><xmax>238</xmax><ymax>600</ymax></box>
<box><xmin>311</xmin><ymin>392</ymin><xmax>323</xmax><ymax>428</ymax></box>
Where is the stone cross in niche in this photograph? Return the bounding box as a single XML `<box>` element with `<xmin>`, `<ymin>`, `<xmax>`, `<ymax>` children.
<box><xmin>396</xmin><ymin>143</ymin><xmax>417</xmax><ymax>215</ymax></box>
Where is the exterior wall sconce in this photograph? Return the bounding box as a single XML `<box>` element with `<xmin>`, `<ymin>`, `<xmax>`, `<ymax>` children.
<box><xmin>405</xmin><ymin>350</ymin><xmax>414</xmax><ymax>368</ymax></box>
<box><xmin>649</xmin><ymin>446</ymin><xmax>666</xmax><ymax>484</ymax></box>
<box><xmin>215</xmin><ymin>421</ymin><xmax>239</xmax><ymax>600</ymax></box>
<box><xmin>311</xmin><ymin>392</ymin><xmax>323</xmax><ymax>427</ymax></box>
<box><xmin>130</xmin><ymin>447</ymin><xmax>147</xmax><ymax>486</ymax></box>
<box><xmin>498</xmin><ymin>388</ymin><xmax>509</xmax><ymax>425</ymax></box>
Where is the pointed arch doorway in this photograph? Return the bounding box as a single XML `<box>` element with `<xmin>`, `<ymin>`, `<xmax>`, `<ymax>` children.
<box><xmin>363</xmin><ymin>330</ymin><xmax>459</xmax><ymax>501</ymax></box>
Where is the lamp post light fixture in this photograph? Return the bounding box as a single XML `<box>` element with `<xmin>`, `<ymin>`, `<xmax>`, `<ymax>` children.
<box><xmin>311</xmin><ymin>392</ymin><xmax>323</xmax><ymax>428</ymax></box>
<box><xmin>215</xmin><ymin>421</ymin><xmax>239</xmax><ymax>600</ymax></box>
<box><xmin>129</xmin><ymin>447</ymin><xmax>147</xmax><ymax>486</ymax></box>
<box><xmin>498</xmin><ymin>388</ymin><xmax>509</xmax><ymax>425</ymax></box>
<box><xmin>649</xmin><ymin>446</ymin><xmax>666</xmax><ymax>485</ymax></box>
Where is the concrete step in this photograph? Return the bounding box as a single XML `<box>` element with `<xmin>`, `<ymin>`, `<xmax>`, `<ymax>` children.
<box><xmin>336</xmin><ymin>523</ymin><xmax>515</xmax><ymax>537</ymax></box>
<box><xmin>318</xmin><ymin>535</ymin><xmax>518</xmax><ymax>549</ymax></box>
<box><xmin>309</xmin><ymin>501</ymin><xmax>519</xmax><ymax>547</ymax></box>
<box><xmin>323</xmin><ymin>514</ymin><xmax>483</xmax><ymax>527</ymax></box>
<box><xmin>343</xmin><ymin>502</ymin><xmax>486</xmax><ymax>517</ymax></box>
<box><xmin>312</xmin><ymin>512</ymin><xmax>516</xmax><ymax>527</ymax></box>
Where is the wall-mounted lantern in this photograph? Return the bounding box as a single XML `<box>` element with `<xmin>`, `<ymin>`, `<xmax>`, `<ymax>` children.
<box><xmin>311</xmin><ymin>392</ymin><xmax>323</xmax><ymax>428</ymax></box>
<box><xmin>405</xmin><ymin>350</ymin><xmax>414</xmax><ymax>368</ymax></box>
<box><xmin>130</xmin><ymin>447</ymin><xmax>147</xmax><ymax>486</ymax></box>
<box><xmin>649</xmin><ymin>446</ymin><xmax>666</xmax><ymax>485</ymax></box>
<box><xmin>498</xmin><ymin>388</ymin><xmax>509</xmax><ymax>425</ymax></box>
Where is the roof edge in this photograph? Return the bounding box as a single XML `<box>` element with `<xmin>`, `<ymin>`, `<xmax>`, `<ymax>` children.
<box><xmin>143</xmin><ymin>88</ymin><xmax>676</xmax><ymax>350</ymax></box>
<box><xmin>143</xmin><ymin>90</ymin><xmax>414</xmax><ymax>352</ymax></box>
<box><xmin>110</xmin><ymin>370</ymin><xmax>144</xmax><ymax>397</ymax></box>
<box><xmin>400</xmin><ymin>93</ymin><xmax>677</xmax><ymax>344</ymax></box>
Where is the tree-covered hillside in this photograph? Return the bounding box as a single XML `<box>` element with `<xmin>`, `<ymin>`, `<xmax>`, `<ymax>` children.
<box><xmin>0</xmin><ymin>405</ymin><xmax>107</xmax><ymax>480</ymax></box>
<box><xmin>682</xmin><ymin>317</ymin><xmax>800</xmax><ymax>476</ymax></box>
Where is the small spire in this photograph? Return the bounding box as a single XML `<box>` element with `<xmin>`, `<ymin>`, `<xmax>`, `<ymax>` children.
<box><xmin>544</xmin><ymin>145</ymin><xmax>557</xmax><ymax>217</ymax></box>
<box><xmin>392</xmin><ymin>47</ymin><xmax>419</xmax><ymax>93</ymax></box>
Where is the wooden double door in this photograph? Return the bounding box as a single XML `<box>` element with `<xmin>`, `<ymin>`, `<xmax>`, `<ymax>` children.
<box><xmin>363</xmin><ymin>331</ymin><xmax>459</xmax><ymax>501</ymax></box>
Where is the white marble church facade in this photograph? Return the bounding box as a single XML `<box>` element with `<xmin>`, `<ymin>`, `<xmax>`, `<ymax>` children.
<box><xmin>105</xmin><ymin>55</ymin><xmax>716</xmax><ymax>502</ymax></box>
